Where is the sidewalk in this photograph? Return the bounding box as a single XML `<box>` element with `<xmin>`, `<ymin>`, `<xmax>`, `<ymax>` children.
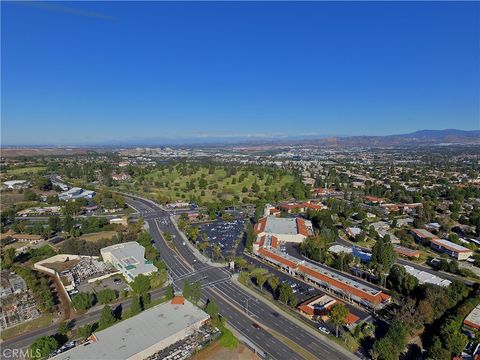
<box><xmin>231</xmin><ymin>275</ymin><xmax>358</xmax><ymax>360</ymax></box>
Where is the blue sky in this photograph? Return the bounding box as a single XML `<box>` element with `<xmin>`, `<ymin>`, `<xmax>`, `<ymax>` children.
<box><xmin>2</xmin><ymin>1</ymin><xmax>479</xmax><ymax>145</ymax></box>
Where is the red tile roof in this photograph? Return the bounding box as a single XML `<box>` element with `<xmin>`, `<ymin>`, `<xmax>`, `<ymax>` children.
<box><xmin>464</xmin><ymin>319</ymin><xmax>480</xmax><ymax>330</ymax></box>
<box><xmin>258</xmin><ymin>248</ymin><xmax>298</xmax><ymax>269</ymax></box>
<box><xmin>254</xmin><ymin>218</ymin><xmax>267</xmax><ymax>234</ymax></box>
<box><xmin>297</xmin><ymin>295</ymin><xmax>336</xmax><ymax>316</ymax></box>
<box><xmin>298</xmin><ymin>264</ymin><xmax>385</xmax><ymax>304</ymax></box>
<box><xmin>171</xmin><ymin>296</ymin><xmax>185</xmax><ymax>305</ymax></box>
<box><xmin>345</xmin><ymin>312</ymin><xmax>360</xmax><ymax>326</ymax></box>
<box><xmin>303</xmin><ymin>203</ymin><xmax>324</xmax><ymax>211</ymax></box>
<box><xmin>258</xmin><ymin>236</ymin><xmax>266</xmax><ymax>248</ymax></box>
<box><xmin>296</xmin><ymin>218</ymin><xmax>309</xmax><ymax>236</ymax></box>
<box><xmin>270</xmin><ymin>236</ymin><xmax>279</xmax><ymax>249</ymax></box>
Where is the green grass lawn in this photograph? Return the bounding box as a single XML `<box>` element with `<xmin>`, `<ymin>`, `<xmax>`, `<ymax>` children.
<box><xmin>137</xmin><ymin>166</ymin><xmax>295</xmax><ymax>204</ymax></box>
<box><xmin>7</xmin><ymin>166</ymin><xmax>47</xmax><ymax>175</ymax></box>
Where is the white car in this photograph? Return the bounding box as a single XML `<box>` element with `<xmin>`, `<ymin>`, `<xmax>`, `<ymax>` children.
<box><xmin>182</xmin><ymin>241</ymin><xmax>186</xmax><ymax>245</ymax></box>
<box><xmin>318</xmin><ymin>326</ymin><xmax>331</xmax><ymax>335</ymax></box>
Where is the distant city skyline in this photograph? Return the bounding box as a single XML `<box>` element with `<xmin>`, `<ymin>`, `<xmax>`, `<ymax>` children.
<box><xmin>2</xmin><ymin>1</ymin><xmax>479</xmax><ymax>145</ymax></box>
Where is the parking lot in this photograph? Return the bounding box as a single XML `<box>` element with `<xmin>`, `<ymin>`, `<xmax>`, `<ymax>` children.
<box><xmin>195</xmin><ymin>220</ymin><xmax>246</xmax><ymax>258</ymax></box>
<box><xmin>244</xmin><ymin>255</ymin><xmax>370</xmax><ymax>325</ymax></box>
<box><xmin>77</xmin><ymin>275</ymin><xmax>130</xmax><ymax>296</ymax></box>
<box><xmin>147</xmin><ymin>324</ymin><xmax>220</xmax><ymax>360</ymax></box>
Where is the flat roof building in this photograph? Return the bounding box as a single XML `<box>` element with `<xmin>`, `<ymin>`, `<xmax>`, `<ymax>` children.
<box><xmin>297</xmin><ymin>294</ymin><xmax>337</xmax><ymax>318</ymax></box>
<box><xmin>464</xmin><ymin>304</ymin><xmax>480</xmax><ymax>331</ymax></box>
<box><xmin>254</xmin><ymin>216</ymin><xmax>313</xmax><ymax>243</ymax></box>
<box><xmin>403</xmin><ymin>265</ymin><xmax>451</xmax><ymax>287</ymax></box>
<box><xmin>51</xmin><ymin>297</ymin><xmax>209</xmax><ymax>360</ymax></box>
<box><xmin>253</xmin><ymin>237</ymin><xmax>390</xmax><ymax>309</ymax></box>
<box><xmin>101</xmin><ymin>242</ymin><xmax>157</xmax><ymax>282</ymax></box>
<box><xmin>58</xmin><ymin>187</ymin><xmax>96</xmax><ymax>201</ymax></box>
<box><xmin>430</xmin><ymin>238</ymin><xmax>473</xmax><ymax>261</ymax></box>
<box><xmin>411</xmin><ymin>228</ymin><xmax>439</xmax><ymax>244</ymax></box>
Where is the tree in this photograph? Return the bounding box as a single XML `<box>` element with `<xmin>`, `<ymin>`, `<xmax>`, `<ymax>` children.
<box><xmin>96</xmin><ymin>289</ymin><xmax>117</xmax><ymax>304</ymax></box>
<box><xmin>137</xmin><ymin>231</ymin><xmax>153</xmax><ymax>247</ymax></box>
<box><xmin>150</xmin><ymin>270</ymin><xmax>167</xmax><ymax>289</ymax></box>
<box><xmin>35</xmin><ymin>177</ymin><xmax>53</xmax><ymax>191</ymax></box>
<box><xmin>2</xmin><ymin>248</ymin><xmax>16</xmax><ymax>268</ymax></box>
<box><xmin>131</xmin><ymin>274</ymin><xmax>150</xmax><ymax>295</ymax></box>
<box><xmin>251</xmin><ymin>268</ymin><xmax>268</xmax><ymax>290</ymax></box>
<box><xmin>48</xmin><ymin>216</ymin><xmax>62</xmax><ymax>234</ymax></box>
<box><xmin>206</xmin><ymin>298</ymin><xmax>219</xmax><ymax>318</ymax></box>
<box><xmin>191</xmin><ymin>281</ymin><xmax>202</xmax><ymax>305</ymax></box>
<box><xmin>29</xmin><ymin>336</ymin><xmax>58</xmax><ymax>359</ymax></box>
<box><xmin>371</xmin><ymin>337</ymin><xmax>396</xmax><ymax>360</ymax></box>
<box><xmin>371</xmin><ymin>236</ymin><xmax>396</xmax><ymax>285</ymax></box>
<box><xmin>329</xmin><ymin>303</ymin><xmax>349</xmax><ymax>337</ymax></box>
<box><xmin>71</xmin><ymin>292</ymin><xmax>95</xmax><ymax>311</ymax></box>
<box><xmin>77</xmin><ymin>324</ymin><xmax>94</xmax><ymax>340</ymax></box>
<box><xmin>165</xmin><ymin>284</ymin><xmax>174</xmax><ymax>301</ymax></box>
<box><xmin>57</xmin><ymin>321</ymin><xmax>69</xmax><ymax>335</ymax></box>
<box><xmin>212</xmin><ymin>244</ymin><xmax>221</xmax><ymax>261</ymax></box>
<box><xmin>130</xmin><ymin>295</ymin><xmax>143</xmax><ymax>315</ymax></box>
<box><xmin>182</xmin><ymin>280</ymin><xmax>191</xmax><ymax>299</ymax></box>
<box><xmin>278</xmin><ymin>283</ymin><xmax>292</xmax><ymax>304</ymax></box>
<box><xmin>267</xmin><ymin>275</ymin><xmax>280</xmax><ymax>294</ymax></box>
<box><xmin>98</xmin><ymin>305</ymin><xmax>116</xmax><ymax>330</ymax></box>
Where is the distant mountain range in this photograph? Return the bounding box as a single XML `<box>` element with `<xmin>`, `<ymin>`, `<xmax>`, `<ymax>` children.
<box><xmin>1</xmin><ymin>129</ymin><xmax>478</xmax><ymax>151</ymax></box>
<box><xmin>282</xmin><ymin>129</ymin><xmax>480</xmax><ymax>147</ymax></box>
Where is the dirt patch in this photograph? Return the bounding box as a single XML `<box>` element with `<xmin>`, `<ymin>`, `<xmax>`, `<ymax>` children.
<box><xmin>193</xmin><ymin>341</ymin><xmax>259</xmax><ymax>360</ymax></box>
<box><xmin>79</xmin><ymin>231</ymin><xmax>117</xmax><ymax>242</ymax></box>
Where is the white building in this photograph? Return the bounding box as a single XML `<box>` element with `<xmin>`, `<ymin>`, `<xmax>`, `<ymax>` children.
<box><xmin>51</xmin><ymin>297</ymin><xmax>210</xmax><ymax>360</ymax></box>
<box><xmin>3</xmin><ymin>180</ymin><xmax>29</xmax><ymax>189</ymax></box>
<box><xmin>58</xmin><ymin>187</ymin><xmax>96</xmax><ymax>201</ymax></box>
<box><xmin>100</xmin><ymin>242</ymin><xmax>157</xmax><ymax>282</ymax></box>
<box><xmin>254</xmin><ymin>216</ymin><xmax>313</xmax><ymax>244</ymax></box>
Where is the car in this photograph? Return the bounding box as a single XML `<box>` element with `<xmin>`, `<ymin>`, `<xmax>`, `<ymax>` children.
<box><xmin>318</xmin><ymin>326</ymin><xmax>331</xmax><ymax>335</ymax></box>
<box><xmin>182</xmin><ymin>241</ymin><xmax>186</xmax><ymax>245</ymax></box>
<box><xmin>113</xmin><ymin>278</ymin><xmax>121</xmax><ymax>284</ymax></box>
<box><xmin>252</xmin><ymin>323</ymin><xmax>261</xmax><ymax>329</ymax></box>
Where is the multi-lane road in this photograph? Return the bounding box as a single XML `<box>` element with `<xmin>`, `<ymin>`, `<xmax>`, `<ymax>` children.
<box><xmin>2</xmin><ymin>194</ymin><xmax>357</xmax><ymax>360</ymax></box>
<box><xmin>1</xmin><ymin>287</ymin><xmax>167</xmax><ymax>354</ymax></box>
<box><xmin>126</xmin><ymin>195</ymin><xmax>357</xmax><ymax>360</ymax></box>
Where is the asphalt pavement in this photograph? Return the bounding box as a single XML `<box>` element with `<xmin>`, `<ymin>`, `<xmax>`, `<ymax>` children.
<box><xmin>126</xmin><ymin>195</ymin><xmax>357</xmax><ymax>360</ymax></box>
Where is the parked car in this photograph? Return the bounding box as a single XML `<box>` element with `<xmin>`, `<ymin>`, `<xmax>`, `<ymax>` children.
<box><xmin>318</xmin><ymin>326</ymin><xmax>331</xmax><ymax>335</ymax></box>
